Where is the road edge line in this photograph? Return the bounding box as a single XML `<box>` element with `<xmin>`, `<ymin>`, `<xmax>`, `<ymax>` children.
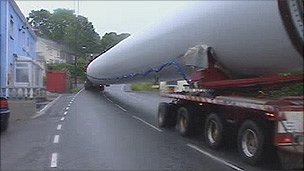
<box><xmin>132</xmin><ymin>115</ymin><xmax>163</xmax><ymax>132</ymax></box>
<box><xmin>187</xmin><ymin>144</ymin><xmax>244</xmax><ymax>171</ymax></box>
<box><xmin>32</xmin><ymin>95</ymin><xmax>62</xmax><ymax>119</ymax></box>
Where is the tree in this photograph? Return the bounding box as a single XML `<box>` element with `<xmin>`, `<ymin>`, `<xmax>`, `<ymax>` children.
<box><xmin>28</xmin><ymin>9</ymin><xmax>131</xmax><ymax>85</ymax></box>
<box><xmin>28</xmin><ymin>9</ymin><xmax>101</xmax><ymax>55</ymax></box>
<box><xmin>47</xmin><ymin>57</ymin><xmax>87</xmax><ymax>81</ymax></box>
<box><xmin>99</xmin><ymin>32</ymin><xmax>130</xmax><ymax>53</ymax></box>
<box><xmin>27</xmin><ymin>9</ymin><xmax>52</xmax><ymax>38</ymax></box>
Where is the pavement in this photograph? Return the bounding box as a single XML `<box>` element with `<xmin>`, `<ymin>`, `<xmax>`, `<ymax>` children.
<box><xmin>1</xmin><ymin>94</ymin><xmax>75</xmax><ymax>170</ymax></box>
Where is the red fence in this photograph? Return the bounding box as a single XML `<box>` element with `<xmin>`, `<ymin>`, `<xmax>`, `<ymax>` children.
<box><xmin>46</xmin><ymin>70</ymin><xmax>69</xmax><ymax>93</ymax></box>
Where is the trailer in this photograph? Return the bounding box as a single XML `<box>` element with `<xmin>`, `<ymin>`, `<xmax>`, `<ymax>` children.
<box><xmin>157</xmin><ymin>73</ymin><xmax>303</xmax><ymax>168</ymax></box>
<box><xmin>86</xmin><ymin>0</ymin><xmax>303</xmax><ymax>168</ymax></box>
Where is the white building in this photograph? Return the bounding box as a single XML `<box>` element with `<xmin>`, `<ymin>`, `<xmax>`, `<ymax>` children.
<box><xmin>36</xmin><ymin>37</ymin><xmax>75</xmax><ymax>65</ymax></box>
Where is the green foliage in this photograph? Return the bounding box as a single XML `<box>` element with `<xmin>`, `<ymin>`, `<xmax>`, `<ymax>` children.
<box><xmin>99</xmin><ymin>32</ymin><xmax>130</xmax><ymax>53</ymax></box>
<box><xmin>270</xmin><ymin>83</ymin><xmax>303</xmax><ymax>98</ymax></box>
<box><xmin>27</xmin><ymin>9</ymin><xmax>52</xmax><ymax>38</ymax></box>
<box><xmin>28</xmin><ymin>8</ymin><xmax>130</xmax><ymax>56</ymax></box>
<box><xmin>28</xmin><ymin>8</ymin><xmax>101</xmax><ymax>55</ymax></box>
<box><xmin>131</xmin><ymin>83</ymin><xmax>159</xmax><ymax>92</ymax></box>
<box><xmin>28</xmin><ymin>9</ymin><xmax>131</xmax><ymax>81</ymax></box>
<box><xmin>47</xmin><ymin>57</ymin><xmax>87</xmax><ymax>80</ymax></box>
<box><xmin>70</xmin><ymin>87</ymin><xmax>82</xmax><ymax>93</ymax></box>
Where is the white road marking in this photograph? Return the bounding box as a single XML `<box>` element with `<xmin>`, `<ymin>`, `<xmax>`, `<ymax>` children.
<box><xmin>187</xmin><ymin>144</ymin><xmax>244</xmax><ymax>171</ymax></box>
<box><xmin>67</xmin><ymin>104</ymin><xmax>71</xmax><ymax>107</ymax></box>
<box><xmin>69</xmin><ymin>101</ymin><xmax>72</xmax><ymax>104</ymax></box>
<box><xmin>132</xmin><ymin>115</ymin><xmax>163</xmax><ymax>132</ymax></box>
<box><xmin>64</xmin><ymin>111</ymin><xmax>68</xmax><ymax>116</ymax></box>
<box><xmin>57</xmin><ymin>124</ymin><xmax>62</xmax><ymax>130</ymax></box>
<box><xmin>60</xmin><ymin>117</ymin><xmax>65</xmax><ymax>121</ymax></box>
<box><xmin>105</xmin><ymin>96</ymin><xmax>113</xmax><ymax>103</ymax></box>
<box><xmin>50</xmin><ymin>153</ymin><xmax>58</xmax><ymax>168</ymax></box>
<box><xmin>75</xmin><ymin>88</ymin><xmax>84</xmax><ymax>97</ymax></box>
<box><xmin>65</xmin><ymin>107</ymin><xmax>69</xmax><ymax>110</ymax></box>
<box><xmin>115</xmin><ymin>104</ymin><xmax>127</xmax><ymax>112</ymax></box>
<box><xmin>53</xmin><ymin>135</ymin><xmax>60</xmax><ymax>143</ymax></box>
<box><xmin>32</xmin><ymin>95</ymin><xmax>62</xmax><ymax>119</ymax></box>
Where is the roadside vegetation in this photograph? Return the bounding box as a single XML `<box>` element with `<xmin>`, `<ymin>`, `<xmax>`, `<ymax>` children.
<box><xmin>131</xmin><ymin>83</ymin><xmax>159</xmax><ymax>92</ymax></box>
<box><xmin>270</xmin><ymin>82</ymin><xmax>303</xmax><ymax>98</ymax></box>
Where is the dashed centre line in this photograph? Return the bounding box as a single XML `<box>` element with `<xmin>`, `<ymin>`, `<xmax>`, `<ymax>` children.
<box><xmin>53</xmin><ymin>135</ymin><xmax>60</xmax><ymax>143</ymax></box>
<box><xmin>57</xmin><ymin>124</ymin><xmax>62</xmax><ymax>130</ymax></box>
<box><xmin>132</xmin><ymin>115</ymin><xmax>163</xmax><ymax>132</ymax></box>
<box><xmin>60</xmin><ymin>117</ymin><xmax>65</xmax><ymax>121</ymax></box>
<box><xmin>64</xmin><ymin>111</ymin><xmax>68</xmax><ymax>116</ymax></box>
<box><xmin>65</xmin><ymin>107</ymin><xmax>69</xmax><ymax>110</ymax></box>
<box><xmin>187</xmin><ymin>144</ymin><xmax>244</xmax><ymax>171</ymax></box>
<box><xmin>50</xmin><ymin>153</ymin><xmax>58</xmax><ymax>168</ymax></box>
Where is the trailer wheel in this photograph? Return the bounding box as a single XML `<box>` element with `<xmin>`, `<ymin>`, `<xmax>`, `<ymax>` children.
<box><xmin>204</xmin><ymin>113</ymin><xmax>224</xmax><ymax>149</ymax></box>
<box><xmin>177</xmin><ymin>106</ymin><xmax>195</xmax><ymax>136</ymax></box>
<box><xmin>158</xmin><ymin>102</ymin><xmax>176</xmax><ymax>127</ymax></box>
<box><xmin>237</xmin><ymin>120</ymin><xmax>265</xmax><ymax>165</ymax></box>
<box><xmin>84</xmin><ymin>82</ymin><xmax>91</xmax><ymax>90</ymax></box>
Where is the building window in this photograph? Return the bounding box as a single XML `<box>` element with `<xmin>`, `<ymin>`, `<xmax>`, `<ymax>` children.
<box><xmin>9</xmin><ymin>19</ymin><xmax>14</xmax><ymax>38</ymax></box>
<box><xmin>15</xmin><ymin>62</ymin><xmax>29</xmax><ymax>83</ymax></box>
<box><xmin>35</xmin><ymin>67</ymin><xmax>42</xmax><ymax>87</ymax></box>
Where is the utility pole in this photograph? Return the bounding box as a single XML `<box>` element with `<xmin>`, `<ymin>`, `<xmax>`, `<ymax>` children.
<box><xmin>74</xmin><ymin>0</ymin><xmax>80</xmax><ymax>88</ymax></box>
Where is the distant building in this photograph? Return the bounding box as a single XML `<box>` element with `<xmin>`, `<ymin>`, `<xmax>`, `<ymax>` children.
<box><xmin>0</xmin><ymin>0</ymin><xmax>43</xmax><ymax>97</ymax></box>
<box><xmin>36</xmin><ymin>37</ymin><xmax>75</xmax><ymax>65</ymax></box>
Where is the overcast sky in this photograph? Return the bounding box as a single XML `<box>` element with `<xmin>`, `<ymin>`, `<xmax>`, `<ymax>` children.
<box><xmin>16</xmin><ymin>1</ymin><xmax>187</xmax><ymax>36</ymax></box>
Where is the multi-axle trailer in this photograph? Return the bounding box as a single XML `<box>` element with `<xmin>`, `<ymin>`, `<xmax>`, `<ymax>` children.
<box><xmin>86</xmin><ymin>1</ymin><xmax>303</xmax><ymax>168</ymax></box>
<box><xmin>158</xmin><ymin>73</ymin><xmax>303</xmax><ymax>168</ymax></box>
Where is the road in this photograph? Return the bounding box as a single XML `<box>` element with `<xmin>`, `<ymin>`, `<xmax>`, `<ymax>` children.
<box><xmin>1</xmin><ymin>85</ymin><xmax>281</xmax><ymax>170</ymax></box>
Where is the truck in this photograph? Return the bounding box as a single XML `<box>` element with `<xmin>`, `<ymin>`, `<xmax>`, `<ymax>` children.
<box><xmin>86</xmin><ymin>1</ymin><xmax>303</xmax><ymax>169</ymax></box>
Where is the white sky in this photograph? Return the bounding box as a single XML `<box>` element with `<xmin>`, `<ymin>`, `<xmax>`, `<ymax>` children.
<box><xmin>16</xmin><ymin>1</ymin><xmax>187</xmax><ymax>36</ymax></box>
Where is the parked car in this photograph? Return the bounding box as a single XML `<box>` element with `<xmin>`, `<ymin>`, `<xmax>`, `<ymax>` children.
<box><xmin>0</xmin><ymin>97</ymin><xmax>10</xmax><ymax>132</ymax></box>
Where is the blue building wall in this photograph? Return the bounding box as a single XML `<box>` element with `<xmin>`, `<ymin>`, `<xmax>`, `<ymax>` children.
<box><xmin>0</xmin><ymin>0</ymin><xmax>37</xmax><ymax>97</ymax></box>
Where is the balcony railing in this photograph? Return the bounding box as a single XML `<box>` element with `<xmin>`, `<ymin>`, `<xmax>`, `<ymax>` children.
<box><xmin>1</xmin><ymin>87</ymin><xmax>46</xmax><ymax>100</ymax></box>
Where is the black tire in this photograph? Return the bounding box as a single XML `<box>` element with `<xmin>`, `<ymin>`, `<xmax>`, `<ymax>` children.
<box><xmin>158</xmin><ymin>102</ymin><xmax>176</xmax><ymax>128</ymax></box>
<box><xmin>84</xmin><ymin>80</ymin><xmax>93</xmax><ymax>90</ymax></box>
<box><xmin>204</xmin><ymin>113</ymin><xmax>224</xmax><ymax>149</ymax></box>
<box><xmin>84</xmin><ymin>84</ymin><xmax>90</xmax><ymax>90</ymax></box>
<box><xmin>237</xmin><ymin>120</ymin><xmax>265</xmax><ymax>165</ymax></box>
<box><xmin>177</xmin><ymin>106</ymin><xmax>196</xmax><ymax>136</ymax></box>
<box><xmin>99</xmin><ymin>85</ymin><xmax>105</xmax><ymax>92</ymax></box>
<box><xmin>0</xmin><ymin>117</ymin><xmax>9</xmax><ymax>132</ymax></box>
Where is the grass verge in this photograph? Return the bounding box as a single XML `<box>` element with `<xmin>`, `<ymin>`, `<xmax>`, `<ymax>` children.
<box><xmin>130</xmin><ymin>83</ymin><xmax>159</xmax><ymax>92</ymax></box>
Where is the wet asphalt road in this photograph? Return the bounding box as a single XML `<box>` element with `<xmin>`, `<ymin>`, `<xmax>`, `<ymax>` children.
<box><xmin>1</xmin><ymin>85</ymin><xmax>282</xmax><ymax>170</ymax></box>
